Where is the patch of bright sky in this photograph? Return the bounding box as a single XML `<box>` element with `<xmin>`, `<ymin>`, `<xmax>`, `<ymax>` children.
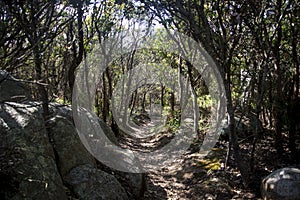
<box><xmin>87</xmin><ymin>0</ymin><xmax>164</xmax><ymax>32</ymax></box>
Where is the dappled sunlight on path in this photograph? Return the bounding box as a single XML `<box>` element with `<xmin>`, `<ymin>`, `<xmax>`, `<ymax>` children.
<box><xmin>118</xmin><ymin>117</ymin><xmax>238</xmax><ymax>200</ymax></box>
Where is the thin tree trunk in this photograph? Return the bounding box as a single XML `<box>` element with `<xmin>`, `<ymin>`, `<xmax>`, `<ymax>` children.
<box><xmin>250</xmin><ymin>60</ymin><xmax>267</xmax><ymax>172</ymax></box>
<box><xmin>273</xmin><ymin>0</ymin><xmax>284</xmax><ymax>156</ymax></box>
<box><xmin>161</xmin><ymin>86</ymin><xmax>165</xmax><ymax>107</ymax></box>
<box><xmin>224</xmin><ymin>62</ymin><xmax>249</xmax><ymax>186</ymax></box>
<box><xmin>30</xmin><ymin>5</ymin><xmax>49</xmax><ymax>118</ymax></box>
<box><xmin>95</xmin><ymin>90</ymin><xmax>100</xmax><ymax>117</ymax></box>
<box><xmin>170</xmin><ymin>92</ymin><xmax>175</xmax><ymax>118</ymax></box>
<box><xmin>130</xmin><ymin>90</ymin><xmax>138</xmax><ymax>115</ymax></box>
<box><xmin>102</xmin><ymin>73</ymin><xmax>108</xmax><ymax>122</ymax></box>
<box><xmin>68</xmin><ymin>0</ymin><xmax>84</xmax><ymax>95</ymax></box>
<box><xmin>288</xmin><ymin>7</ymin><xmax>299</xmax><ymax>160</ymax></box>
<box><xmin>123</xmin><ymin>50</ymin><xmax>136</xmax><ymax>125</ymax></box>
<box><xmin>33</xmin><ymin>45</ymin><xmax>49</xmax><ymax>118</ymax></box>
<box><xmin>187</xmin><ymin>62</ymin><xmax>199</xmax><ymax>132</ymax></box>
<box><xmin>141</xmin><ymin>92</ymin><xmax>147</xmax><ymax>113</ymax></box>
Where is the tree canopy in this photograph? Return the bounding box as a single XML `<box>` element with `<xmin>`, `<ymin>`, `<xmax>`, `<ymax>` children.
<box><xmin>0</xmin><ymin>0</ymin><xmax>299</xmax><ymax>193</ymax></box>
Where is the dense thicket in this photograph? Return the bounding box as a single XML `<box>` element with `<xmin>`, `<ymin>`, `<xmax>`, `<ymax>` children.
<box><xmin>1</xmin><ymin>0</ymin><xmax>299</xmax><ymax>186</ymax></box>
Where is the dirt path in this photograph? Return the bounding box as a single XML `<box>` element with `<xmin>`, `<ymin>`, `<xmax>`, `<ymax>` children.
<box><xmin>115</xmin><ymin>114</ymin><xmax>299</xmax><ymax>200</ymax></box>
<box><xmin>117</xmin><ymin>117</ymin><xmax>253</xmax><ymax>200</ymax></box>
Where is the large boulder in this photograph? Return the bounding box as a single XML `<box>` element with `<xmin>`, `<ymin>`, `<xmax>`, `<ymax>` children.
<box><xmin>46</xmin><ymin>115</ymin><xmax>96</xmax><ymax>177</ymax></box>
<box><xmin>0</xmin><ymin>91</ymin><xmax>145</xmax><ymax>200</ymax></box>
<box><xmin>49</xmin><ymin>103</ymin><xmax>118</xmax><ymax>145</ymax></box>
<box><xmin>113</xmin><ymin>171</ymin><xmax>146</xmax><ymax>200</ymax></box>
<box><xmin>261</xmin><ymin>167</ymin><xmax>300</xmax><ymax>200</ymax></box>
<box><xmin>98</xmin><ymin>119</ymin><xmax>119</xmax><ymax>145</ymax></box>
<box><xmin>47</xmin><ymin>114</ymin><xmax>131</xmax><ymax>199</ymax></box>
<box><xmin>0</xmin><ymin>70</ymin><xmax>30</xmax><ymax>102</ymax></box>
<box><xmin>48</xmin><ymin>105</ymin><xmax>146</xmax><ymax>199</ymax></box>
<box><xmin>0</xmin><ymin>102</ymin><xmax>67</xmax><ymax>199</ymax></box>
<box><xmin>65</xmin><ymin>164</ymin><xmax>128</xmax><ymax>200</ymax></box>
<box><xmin>83</xmin><ymin>118</ymin><xmax>146</xmax><ymax>199</ymax></box>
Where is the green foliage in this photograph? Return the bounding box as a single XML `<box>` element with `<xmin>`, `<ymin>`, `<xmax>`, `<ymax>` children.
<box><xmin>53</xmin><ymin>97</ymin><xmax>71</xmax><ymax>105</ymax></box>
<box><xmin>197</xmin><ymin>95</ymin><xmax>213</xmax><ymax>110</ymax></box>
<box><xmin>0</xmin><ymin>0</ymin><xmax>299</xmax><ymax>164</ymax></box>
<box><xmin>163</xmin><ymin>107</ymin><xmax>181</xmax><ymax>133</ymax></box>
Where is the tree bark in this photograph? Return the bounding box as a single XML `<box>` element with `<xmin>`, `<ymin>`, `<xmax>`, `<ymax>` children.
<box><xmin>170</xmin><ymin>92</ymin><xmax>175</xmax><ymax>118</ymax></box>
<box><xmin>102</xmin><ymin>73</ymin><xmax>109</xmax><ymax>122</ymax></box>
<box><xmin>287</xmin><ymin>5</ymin><xmax>299</xmax><ymax>160</ymax></box>
<box><xmin>33</xmin><ymin>44</ymin><xmax>49</xmax><ymax>118</ymax></box>
<box><xmin>273</xmin><ymin>0</ymin><xmax>284</xmax><ymax>156</ymax></box>
<box><xmin>68</xmin><ymin>0</ymin><xmax>84</xmax><ymax>95</ymax></box>
<box><xmin>161</xmin><ymin>86</ymin><xmax>165</xmax><ymax>107</ymax></box>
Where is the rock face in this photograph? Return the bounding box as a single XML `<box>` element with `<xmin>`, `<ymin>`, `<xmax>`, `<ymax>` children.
<box><xmin>49</xmin><ymin>104</ymin><xmax>146</xmax><ymax>199</ymax></box>
<box><xmin>0</xmin><ymin>72</ymin><xmax>145</xmax><ymax>200</ymax></box>
<box><xmin>47</xmin><ymin>115</ymin><xmax>129</xmax><ymax>199</ymax></box>
<box><xmin>65</xmin><ymin>164</ymin><xmax>128</xmax><ymax>200</ymax></box>
<box><xmin>0</xmin><ymin>102</ymin><xmax>139</xmax><ymax>199</ymax></box>
<box><xmin>46</xmin><ymin>115</ymin><xmax>96</xmax><ymax>177</ymax></box>
<box><xmin>0</xmin><ymin>102</ymin><xmax>67</xmax><ymax>199</ymax></box>
<box><xmin>113</xmin><ymin>171</ymin><xmax>146</xmax><ymax>199</ymax></box>
<box><xmin>261</xmin><ymin>167</ymin><xmax>300</xmax><ymax>200</ymax></box>
<box><xmin>0</xmin><ymin>70</ymin><xmax>30</xmax><ymax>102</ymax></box>
<box><xmin>0</xmin><ymin>102</ymin><xmax>144</xmax><ymax>199</ymax></box>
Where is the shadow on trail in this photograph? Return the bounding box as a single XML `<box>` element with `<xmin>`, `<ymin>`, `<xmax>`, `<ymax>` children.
<box><xmin>118</xmin><ymin>114</ymin><xmax>270</xmax><ymax>199</ymax></box>
<box><xmin>142</xmin><ymin>175</ymin><xmax>168</xmax><ymax>200</ymax></box>
<box><xmin>116</xmin><ymin>111</ymin><xmax>300</xmax><ymax>199</ymax></box>
<box><xmin>118</xmin><ymin>116</ymin><xmax>234</xmax><ymax>199</ymax></box>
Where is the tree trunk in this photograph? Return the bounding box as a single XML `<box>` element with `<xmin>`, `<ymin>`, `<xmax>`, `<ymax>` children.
<box><xmin>95</xmin><ymin>90</ymin><xmax>100</xmax><ymax>117</ymax></box>
<box><xmin>273</xmin><ymin>0</ymin><xmax>284</xmax><ymax>156</ymax></box>
<box><xmin>130</xmin><ymin>90</ymin><xmax>137</xmax><ymax>115</ymax></box>
<box><xmin>141</xmin><ymin>92</ymin><xmax>147</xmax><ymax>113</ymax></box>
<box><xmin>33</xmin><ymin>45</ymin><xmax>49</xmax><ymax>118</ymax></box>
<box><xmin>30</xmin><ymin>3</ymin><xmax>49</xmax><ymax>118</ymax></box>
<box><xmin>68</xmin><ymin>0</ymin><xmax>84</xmax><ymax>95</ymax></box>
<box><xmin>288</xmin><ymin>7</ymin><xmax>299</xmax><ymax>160</ymax></box>
<box><xmin>187</xmin><ymin>62</ymin><xmax>199</xmax><ymax>132</ymax></box>
<box><xmin>224</xmin><ymin>62</ymin><xmax>249</xmax><ymax>186</ymax></box>
<box><xmin>102</xmin><ymin>73</ymin><xmax>109</xmax><ymax>122</ymax></box>
<box><xmin>161</xmin><ymin>86</ymin><xmax>165</xmax><ymax>107</ymax></box>
<box><xmin>170</xmin><ymin>92</ymin><xmax>175</xmax><ymax>118</ymax></box>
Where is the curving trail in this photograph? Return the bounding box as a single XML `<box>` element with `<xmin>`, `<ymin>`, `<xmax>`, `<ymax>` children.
<box><xmin>118</xmin><ymin>116</ymin><xmax>258</xmax><ymax>200</ymax></box>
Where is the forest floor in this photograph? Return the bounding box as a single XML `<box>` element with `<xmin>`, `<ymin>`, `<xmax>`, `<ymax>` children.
<box><xmin>118</xmin><ymin>115</ymin><xmax>299</xmax><ymax>200</ymax></box>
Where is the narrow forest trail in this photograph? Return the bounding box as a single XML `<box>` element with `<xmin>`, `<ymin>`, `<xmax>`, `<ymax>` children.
<box><xmin>118</xmin><ymin>116</ymin><xmax>258</xmax><ymax>200</ymax></box>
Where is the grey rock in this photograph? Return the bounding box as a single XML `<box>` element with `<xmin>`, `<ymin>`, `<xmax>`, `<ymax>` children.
<box><xmin>46</xmin><ymin>115</ymin><xmax>96</xmax><ymax>177</ymax></box>
<box><xmin>49</xmin><ymin>103</ymin><xmax>74</xmax><ymax>123</ymax></box>
<box><xmin>51</xmin><ymin>105</ymin><xmax>146</xmax><ymax>199</ymax></box>
<box><xmin>64</xmin><ymin>164</ymin><xmax>128</xmax><ymax>200</ymax></box>
<box><xmin>262</xmin><ymin>167</ymin><xmax>300</xmax><ymax>200</ymax></box>
<box><xmin>0</xmin><ymin>98</ymin><xmax>146</xmax><ymax>199</ymax></box>
<box><xmin>50</xmin><ymin>104</ymin><xmax>118</xmax><ymax>145</ymax></box>
<box><xmin>0</xmin><ymin>70</ymin><xmax>30</xmax><ymax>102</ymax></box>
<box><xmin>98</xmin><ymin>119</ymin><xmax>119</xmax><ymax>145</ymax></box>
<box><xmin>0</xmin><ymin>102</ymin><xmax>67</xmax><ymax>200</ymax></box>
<box><xmin>113</xmin><ymin>171</ymin><xmax>146</xmax><ymax>200</ymax></box>
<box><xmin>48</xmin><ymin>105</ymin><xmax>145</xmax><ymax>199</ymax></box>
